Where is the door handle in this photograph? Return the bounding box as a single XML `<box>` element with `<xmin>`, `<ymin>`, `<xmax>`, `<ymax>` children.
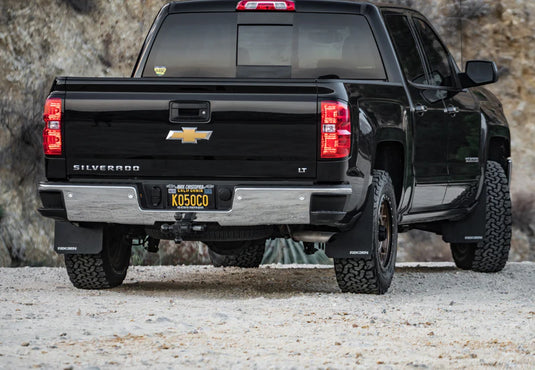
<box><xmin>444</xmin><ymin>105</ymin><xmax>460</xmax><ymax>116</ymax></box>
<box><xmin>414</xmin><ymin>104</ymin><xmax>428</xmax><ymax>116</ymax></box>
<box><xmin>169</xmin><ymin>101</ymin><xmax>211</xmax><ymax>123</ymax></box>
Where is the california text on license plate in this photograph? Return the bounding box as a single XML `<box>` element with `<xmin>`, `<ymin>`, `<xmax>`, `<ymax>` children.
<box><xmin>166</xmin><ymin>184</ymin><xmax>215</xmax><ymax>210</ymax></box>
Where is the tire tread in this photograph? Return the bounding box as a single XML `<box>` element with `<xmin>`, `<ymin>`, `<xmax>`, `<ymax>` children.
<box><xmin>65</xmin><ymin>253</ymin><xmax>117</xmax><ymax>289</ymax></box>
<box><xmin>473</xmin><ymin>161</ymin><xmax>511</xmax><ymax>272</ymax></box>
<box><xmin>209</xmin><ymin>243</ymin><xmax>265</xmax><ymax>268</ymax></box>
<box><xmin>450</xmin><ymin>161</ymin><xmax>511</xmax><ymax>272</ymax></box>
<box><xmin>64</xmin><ymin>226</ymin><xmax>131</xmax><ymax>289</ymax></box>
<box><xmin>333</xmin><ymin>170</ymin><xmax>397</xmax><ymax>294</ymax></box>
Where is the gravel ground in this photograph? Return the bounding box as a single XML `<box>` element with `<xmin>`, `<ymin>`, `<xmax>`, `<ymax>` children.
<box><xmin>0</xmin><ymin>262</ymin><xmax>534</xmax><ymax>369</ymax></box>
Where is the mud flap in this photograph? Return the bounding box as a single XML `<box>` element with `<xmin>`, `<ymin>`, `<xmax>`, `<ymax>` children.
<box><xmin>325</xmin><ymin>185</ymin><xmax>374</xmax><ymax>259</ymax></box>
<box><xmin>54</xmin><ymin>221</ymin><xmax>103</xmax><ymax>254</ymax></box>
<box><xmin>441</xmin><ymin>185</ymin><xmax>486</xmax><ymax>244</ymax></box>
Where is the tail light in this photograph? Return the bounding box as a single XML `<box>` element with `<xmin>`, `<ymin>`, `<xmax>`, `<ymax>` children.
<box><xmin>320</xmin><ymin>101</ymin><xmax>351</xmax><ymax>159</ymax></box>
<box><xmin>43</xmin><ymin>98</ymin><xmax>63</xmax><ymax>156</ymax></box>
<box><xmin>236</xmin><ymin>0</ymin><xmax>295</xmax><ymax>11</ymax></box>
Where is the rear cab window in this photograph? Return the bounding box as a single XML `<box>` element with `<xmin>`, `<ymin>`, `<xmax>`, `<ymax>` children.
<box><xmin>143</xmin><ymin>13</ymin><xmax>386</xmax><ymax>80</ymax></box>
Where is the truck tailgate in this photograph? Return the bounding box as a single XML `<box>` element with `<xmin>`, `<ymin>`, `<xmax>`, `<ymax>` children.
<box><xmin>64</xmin><ymin>79</ymin><xmax>318</xmax><ymax>179</ymax></box>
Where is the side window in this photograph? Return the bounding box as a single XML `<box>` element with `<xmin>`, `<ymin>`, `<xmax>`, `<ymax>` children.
<box><xmin>413</xmin><ymin>18</ymin><xmax>454</xmax><ymax>87</ymax></box>
<box><xmin>384</xmin><ymin>14</ymin><xmax>427</xmax><ymax>84</ymax></box>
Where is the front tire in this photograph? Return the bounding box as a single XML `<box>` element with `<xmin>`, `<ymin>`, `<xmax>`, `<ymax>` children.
<box><xmin>334</xmin><ymin>170</ymin><xmax>398</xmax><ymax>294</ymax></box>
<box><xmin>64</xmin><ymin>225</ymin><xmax>132</xmax><ymax>289</ymax></box>
<box><xmin>450</xmin><ymin>161</ymin><xmax>511</xmax><ymax>272</ymax></box>
<box><xmin>208</xmin><ymin>240</ymin><xmax>265</xmax><ymax>268</ymax></box>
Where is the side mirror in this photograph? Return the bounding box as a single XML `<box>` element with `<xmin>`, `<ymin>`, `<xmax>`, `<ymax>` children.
<box><xmin>459</xmin><ymin>60</ymin><xmax>498</xmax><ymax>88</ymax></box>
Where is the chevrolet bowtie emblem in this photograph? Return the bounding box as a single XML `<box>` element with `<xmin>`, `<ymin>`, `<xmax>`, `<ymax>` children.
<box><xmin>166</xmin><ymin>127</ymin><xmax>213</xmax><ymax>144</ymax></box>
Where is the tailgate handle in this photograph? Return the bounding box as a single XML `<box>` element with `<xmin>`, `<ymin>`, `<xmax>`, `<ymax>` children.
<box><xmin>169</xmin><ymin>101</ymin><xmax>211</xmax><ymax>123</ymax></box>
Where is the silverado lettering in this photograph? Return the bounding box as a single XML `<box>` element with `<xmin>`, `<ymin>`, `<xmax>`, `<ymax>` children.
<box><xmin>39</xmin><ymin>0</ymin><xmax>512</xmax><ymax>294</ymax></box>
<box><xmin>73</xmin><ymin>165</ymin><xmax>141</xmax><ymax>172</ymax></box>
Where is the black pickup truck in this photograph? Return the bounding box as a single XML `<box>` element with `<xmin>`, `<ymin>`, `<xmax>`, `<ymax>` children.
<box><xmin>39</xmin><ymin>0</ymin><xmax>512</xmax><ymax>294</ymax></box>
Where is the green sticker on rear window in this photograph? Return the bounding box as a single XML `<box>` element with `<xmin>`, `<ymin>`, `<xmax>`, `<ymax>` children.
<box><xmin>154</xmin><ymin>66</ymin><xmax>167</xmax><ymax>76</ymax></box>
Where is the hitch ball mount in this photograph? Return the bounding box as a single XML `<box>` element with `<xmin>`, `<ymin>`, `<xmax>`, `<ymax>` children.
<box><xmin>160</xmin><ymin>213</ymin><xmax>206</xmax><ymax>243</ymax></box>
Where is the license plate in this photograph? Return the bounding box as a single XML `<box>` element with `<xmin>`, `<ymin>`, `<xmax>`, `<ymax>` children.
<box><xmin>167</xmin><ymin>185</ymin><xmax>215</xmax><ymax>210</ymax></box>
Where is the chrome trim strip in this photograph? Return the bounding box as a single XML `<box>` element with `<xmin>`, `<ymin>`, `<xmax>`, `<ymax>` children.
<box><xmin>39</xmin><ymin>184</ymin><xmax>352</xmax><ymax>226</ymax></box>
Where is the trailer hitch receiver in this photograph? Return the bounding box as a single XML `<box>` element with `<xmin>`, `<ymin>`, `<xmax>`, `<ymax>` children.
<box><xmin>160</xmin><ymin>213</ymin><xmax>206</xmax><ymax>243</ymax></box>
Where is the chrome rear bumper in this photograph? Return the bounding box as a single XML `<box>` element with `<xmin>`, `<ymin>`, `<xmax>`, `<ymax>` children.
<box><xmin>38</xmin><ymin>183</ymin><xmax>352</xmax><ymax>226</ymax></box>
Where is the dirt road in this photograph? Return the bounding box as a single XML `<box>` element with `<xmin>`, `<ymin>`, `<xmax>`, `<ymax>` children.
<box><xmin>0</xmin><ymin>262</ymin><xmax>534</xmax><ymax>369</ymax></box>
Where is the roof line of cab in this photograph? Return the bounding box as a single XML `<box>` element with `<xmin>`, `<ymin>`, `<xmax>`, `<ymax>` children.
<box><xmin>165</xmin><ymin>1</ymin><xmax>426</xmax><ymax>22</ymax></box>
<box><xmin>167</xmin><ymin>0</ymin><xmax>381</xmax><ymax>14</ymax></box>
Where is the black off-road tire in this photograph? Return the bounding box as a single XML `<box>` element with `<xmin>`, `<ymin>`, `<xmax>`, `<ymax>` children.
<box><xmin>334</xmin><ymin>170</ymin><xmax>398</xmax><ymax>294</ymax></box>
<box><xmin>64</xmin><ymin>226</ymin><xmax>132</xmax><ymax>289</ymax></box>
<box><xmin>451</xmin><ymin>161</ymin><xmax>511</xmax><ymax>272</ymax></box>
<box><xmin>208</xmin><ymin>240</ymin><xmax>266</xmax><ymax>268</ymax></box>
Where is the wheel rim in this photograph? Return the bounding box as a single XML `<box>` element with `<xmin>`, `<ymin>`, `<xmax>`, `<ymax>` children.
<box><xmin>378</xmin><ymin>196</ymin><xmax>393</xmax><ymax>268</ymax></box>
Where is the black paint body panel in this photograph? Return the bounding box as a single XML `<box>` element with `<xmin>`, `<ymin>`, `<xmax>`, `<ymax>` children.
<box><xmin>63</xmin><ymin>81</ymin><xmax>318</xmax><ymax>180</ymax></box>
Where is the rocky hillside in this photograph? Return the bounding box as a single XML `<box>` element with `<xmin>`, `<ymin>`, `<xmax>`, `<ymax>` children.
<box><xmin>0</xmin><ymin>0</ymin><xmax>533</xmax><ymax>266</ymax></box>
<box><xmin>0</xmin><ymin>0</ymin><xmax>168</xmax><ymax>266</ymax></box>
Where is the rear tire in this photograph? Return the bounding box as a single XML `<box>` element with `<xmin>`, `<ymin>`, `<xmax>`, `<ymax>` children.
<box><xmin>64</xmin><ymin>225</ymin><xmax>132</xmax><ymax>289</ymax></box>
<box><xmin>208</xmin><ymin>240</ymin><xmax>265</xmax><ymax>268</ymax></box>
<box><xmin>334</xmin><ymin>170</ymin><xmax>398</xmax><ymax>294</ymax></box>
<box><xmin>450</xmin><ymin>161</ymin><xmax>511</xmax><ymax>272</ymax></box>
